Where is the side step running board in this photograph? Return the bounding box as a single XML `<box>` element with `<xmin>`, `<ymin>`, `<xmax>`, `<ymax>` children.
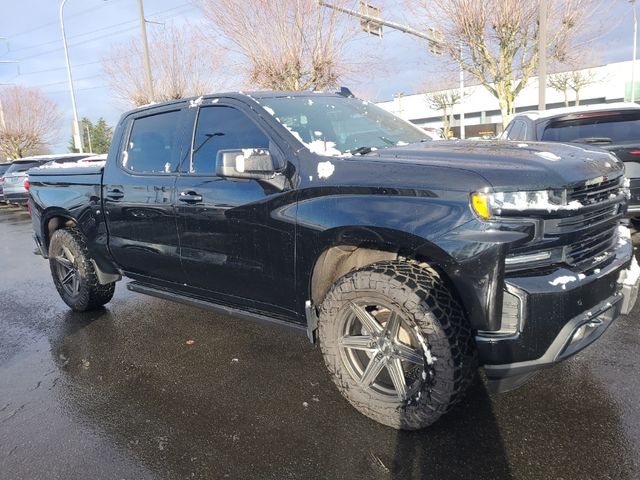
<box><xmin>127</xmin><ymin>281</ymin><xmax>306</xmax><ymax>334</ymax></box>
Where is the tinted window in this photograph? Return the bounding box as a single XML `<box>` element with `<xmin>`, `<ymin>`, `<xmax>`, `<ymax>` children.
<box><xmin>0</xmin><ymin>164</ymin><xmax>11</xmax><ymax>175</ymax></box>
<box><xmin>542</xmin><ymin>111</ymin><xmax>640</xmax><ymax>143</ymax></box>
<box><xmin>507</xmin><ymin>120</ymin><xmax>526</xmax><ymax>140</ymax></box>
<box><xmin>190</xmin><ymin>106</ymin><xmax>269</xmax><ymax>174</ymax></box>
<box><xmin>123</xmin><ymin>110</ymin><xmax>183</xmax><ymax>173</ymax></box>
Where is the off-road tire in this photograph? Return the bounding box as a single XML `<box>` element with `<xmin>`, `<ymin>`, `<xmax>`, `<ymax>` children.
<box><xmin>49</xmin><ymin>228</ymin><xmax>115</xmax><ymax>311</ymax></box>
<box><xmin>318</xmin><ymin>260</ymin><xmax>477</xmax><ymax>430</ymax></box>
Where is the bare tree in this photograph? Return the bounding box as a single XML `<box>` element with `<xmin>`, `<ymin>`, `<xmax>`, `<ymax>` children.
<box><xmin>548</xmin><ymin>72</ymin><xmax>573</xmax><ymax>107</ymax></box>
<box><xmin>102</xmin><ymin>23</ymin><xmax>224</xmax><ymax>107</ymax></box>
<box><xmin>425</xmin><ymin>91</ymin><xmax>460</xmax><ymax>138</ymax></box>
<box><xmin>406</xmin><ymin>0</ymin><xmax>605</xmax><ymax>126</ymax></box>
<box><xmin>0</xmin><ymin>85</ymin><xmax>61</xmax><ymax>159</ymax></box>
<box><xmin>195</xmin><ymin>0</ymin><xmax>357</xmax><ymax>91</ymax></box>
<box><xmin>549</xmin><ymin>68</ymin><xmax>597</xmax><ymax>107</ymax></box>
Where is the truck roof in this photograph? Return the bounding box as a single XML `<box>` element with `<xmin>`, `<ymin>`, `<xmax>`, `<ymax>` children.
<box><xmin>515</xmin><ymin>102</ymin><xmax>640</xmax><ymax>121</ymax></box>
<box><xmin>123</xmin><ymin>90</ymin><xmax>347</xmax><ymax>115</ymax></box>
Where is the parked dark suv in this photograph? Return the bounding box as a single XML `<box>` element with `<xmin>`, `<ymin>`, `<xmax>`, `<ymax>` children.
<box><xmin>503</xmin><ymin>103</ymin><xmax>640</xmax><ymax>222</ymax></box>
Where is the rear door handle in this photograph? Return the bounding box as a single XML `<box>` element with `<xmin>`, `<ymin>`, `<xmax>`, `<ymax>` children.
<box><xmin>179</xmin><ymin>191</ymin><xmax>203</xmax><ymax>203</ymax></box>
<box><xmin>106</xmin><ymin>188</ymin><xmax>124</xmax><ymax>200</ymax></box>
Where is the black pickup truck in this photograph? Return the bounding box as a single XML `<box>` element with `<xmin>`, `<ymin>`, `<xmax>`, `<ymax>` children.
<box><xmin>29</xmin><ymin>91</ymin><xmax>639</xmax><ymax>430</ymax></box>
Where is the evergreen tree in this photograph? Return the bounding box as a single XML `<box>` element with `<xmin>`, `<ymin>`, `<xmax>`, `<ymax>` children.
<box><xmin>68</xmin><ymin>117</ymin><xmax>113</xmax><ymax>154</ymax></box>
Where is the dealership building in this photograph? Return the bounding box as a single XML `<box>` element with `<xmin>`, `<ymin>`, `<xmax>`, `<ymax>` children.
<box><xmin>376</xmin><ymin>60</ymin><xmax>638</xmax><ymax>138</ymax></box>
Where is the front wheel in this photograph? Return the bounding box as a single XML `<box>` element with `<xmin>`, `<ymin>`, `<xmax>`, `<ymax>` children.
<box><xmin>49</xmin><ymin>228</ymin><xmax>116</xmax><ymax>311</ymax></box>
<box><xmin>318</xmin><ymin>261</ymin><xmax>477</xmax><ymax>430</ymax></box>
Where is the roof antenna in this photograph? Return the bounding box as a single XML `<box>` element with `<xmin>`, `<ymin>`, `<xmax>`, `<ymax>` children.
<box><xmin>337</xmin><ymin>86</ymin><xmax>354</xmax><ymax>98</ymax></box>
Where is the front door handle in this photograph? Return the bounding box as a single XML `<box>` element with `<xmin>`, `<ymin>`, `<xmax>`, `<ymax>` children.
<box><xmin>106</xmin><ymin>188</ymin><xmax>124</xmax><ymax>200</ymax></box>
<box><xmin>179</xmin><ymin>191</ymin><xmax>203</xmax><ymax>203</ymax></box>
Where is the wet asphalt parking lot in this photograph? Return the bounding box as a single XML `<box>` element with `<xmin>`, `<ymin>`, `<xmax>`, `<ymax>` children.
<box><xmin>0</xmin><ymin>202</ymin><xmax>639</xmax><ymax>480</ymax></box>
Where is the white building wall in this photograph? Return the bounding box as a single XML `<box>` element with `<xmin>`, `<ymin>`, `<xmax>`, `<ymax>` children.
<box><xmin>377</xmin><ymin>60</ymin><xmax>635</xmax><ymax>135</ymax></box>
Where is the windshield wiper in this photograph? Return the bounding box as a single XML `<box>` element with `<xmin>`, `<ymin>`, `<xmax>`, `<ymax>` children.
<box><xmin>570</xmin><ymin>137</ymin><xmax>613</xmax><ymax>145</ymax></box>
<box><xmin>349</xmin><ymin>146</ymin><xmax>375</xmax><ymax>155</ymax></box>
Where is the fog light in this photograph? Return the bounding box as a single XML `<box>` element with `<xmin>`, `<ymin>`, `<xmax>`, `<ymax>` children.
<box><xmin>571</xmin><ymin>324</ymin><xmax>588</xmax><ymax>343</ymax></box>
<box><xmin>570</xmin><ymin>319</ymin><xmax>603</xmax><ymax>345</ymax></box>
<box><xmin>496</xmin><ymin>290</ymin><xmax>521</xmax><ymax>335</ymax></box>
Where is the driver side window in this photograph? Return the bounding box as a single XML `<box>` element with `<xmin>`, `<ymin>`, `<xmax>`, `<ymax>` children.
<box><xmin>190</xmin><ymin>106</ymin><xmax>270</xmax><ymax>175</ymax></box>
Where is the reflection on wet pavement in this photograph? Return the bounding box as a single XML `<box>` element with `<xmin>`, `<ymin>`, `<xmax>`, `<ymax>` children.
<box><xmin>1</xmin><ymin>203</ymin><xmax>639</xmax><ymax>479</ymax></box>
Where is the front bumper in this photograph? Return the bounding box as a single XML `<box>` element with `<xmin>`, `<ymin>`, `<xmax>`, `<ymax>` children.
<box><xmin>479</xmin><ymin>238</ymin><xmax>636</xmax><ymax>393</ymax></box>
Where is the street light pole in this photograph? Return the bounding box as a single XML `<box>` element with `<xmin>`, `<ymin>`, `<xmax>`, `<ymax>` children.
<box><xmin>137</xmin><ymin>0</ymin><xmax>154</xmax><ymax>103</ymax></box>
<box><xmin>632</xmin><ymin>0</ymin><xmax>638</xmax><ymax>103</ymax></box>
<box><xmin>459</xmin><ymin>44</ymin><xmax>465</xmax><ymax>139</ymax></box>
<box><xmin>59</xmin><ymin>0</ymin><xmax>83</xmax><ymax>153</ymax></box>
<box><xmin>538</xmin><ymin>0</ymin><xmax>548</xmax><ymax>111</ymax></box>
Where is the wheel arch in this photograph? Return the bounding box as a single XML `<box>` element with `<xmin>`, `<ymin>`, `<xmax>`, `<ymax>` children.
<box><xmin>40</xmin><ymin>207</ymin><xmax>120</xmax><ymax>280</ymax></box>
<box><xmin>307</xmin><ymin>226</ymin><xmax>463</xmax><ymax>310</ymax></box>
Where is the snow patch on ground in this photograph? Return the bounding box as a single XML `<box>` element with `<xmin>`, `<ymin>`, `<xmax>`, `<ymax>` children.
<box><xmin>618</xmin><ymin>225</ymin><xmax>631</xmax><ymax>246</ymax></box>
<box><xmin>621</xmin><ymin>255</ymin><xmax>640</xmax><ymax>286</ymax></box>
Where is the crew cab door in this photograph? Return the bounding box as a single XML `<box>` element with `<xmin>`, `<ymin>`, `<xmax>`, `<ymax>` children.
<box><xmin>175</xmin><ymin>99</ymin><xmax>297</xmax><ymax>315</ymax></box>
<box><xmin>103</xmin><ymin>104</ymin><xmax>192</xmax><ymax>284</ymax></box>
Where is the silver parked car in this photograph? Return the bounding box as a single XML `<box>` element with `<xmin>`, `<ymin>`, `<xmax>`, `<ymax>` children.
<box><xmin>3</xmin><ymin>154</ymin><xmax>91</xmax><ymax>206</ymax></box>
<box><xmin>0</xmin><ymin>162</ymin><xmax>13</xmax><ymax>203</ymax></box>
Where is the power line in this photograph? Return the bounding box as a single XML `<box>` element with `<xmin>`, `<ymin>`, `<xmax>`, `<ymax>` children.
<box><xmin>2</xmin><ymin>0</ymin><xmax>125</xmax><ymax>41</ymax></box>
<box><xmin>41</xmin><ymin>84</ymin><xmax>109</xmax><ymax>95</ymax></box>
<box><xmin>36</xmin><ymin>73</ymin><xmax>103</xmax><ymax>89</ymax></box>
<box><xmin>6</xmin><ymin>2</ymin><xmax>194</xmax><ymax>56</ymax></box>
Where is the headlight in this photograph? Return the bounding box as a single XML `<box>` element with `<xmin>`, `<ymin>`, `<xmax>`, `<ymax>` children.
<box><xmin>470</xmin><ymin>189</ymin><xmax>576</xmax><ymax>220</ymax></box>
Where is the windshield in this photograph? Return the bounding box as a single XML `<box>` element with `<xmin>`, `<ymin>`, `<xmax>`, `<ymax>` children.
<box><xmin>541</xmin><ymin>110</ymin><xmax>640</xmax><ymax>144</ymax></box>
<box><xmin>259</xmin><ymin>95</ymin><xmax>429</xmax><ymax>155</ymax></box>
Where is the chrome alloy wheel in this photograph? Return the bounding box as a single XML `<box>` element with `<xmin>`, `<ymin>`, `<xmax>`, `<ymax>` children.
<box><xmin>52</xmin><ymin>245</ymin><xmax>80</xmax><ymax>297</ymax></box>
<box><xmin>338</xmin><ymin>301</ymin><xmax>433</xmax><ymax>402</ymax></box>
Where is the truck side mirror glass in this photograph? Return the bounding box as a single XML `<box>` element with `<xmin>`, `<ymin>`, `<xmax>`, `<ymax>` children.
<box><xmin>216</xmin><ymin>149</ymin><xmax>276</xmax><ymax>180</ymax></box>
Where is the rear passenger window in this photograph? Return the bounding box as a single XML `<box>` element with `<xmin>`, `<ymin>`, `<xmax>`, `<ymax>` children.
<box><xmin>507</xmin><ymin>120</ymin><xmax>527</xmax><ymax>140</ymax></box>
<box><xmin>123</xmin><ymin>110</ymin><xmax>183</xmax><ymax>173</ymax></box>
<box><xmin>190</xmin><ymin>106</ymin><xmax>269</xmax><ymax>175</ymax></box>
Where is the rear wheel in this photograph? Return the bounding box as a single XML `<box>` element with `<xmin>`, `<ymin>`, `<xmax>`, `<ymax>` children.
<box><xmin>49</xmin><ymin>228</ymin><xmax>115</xmax><ymax>311</ymax></box>
<box><xmin>318</xmin><ymin>261</ymin><xmax>476</xmax><ymax>430</ymax></box>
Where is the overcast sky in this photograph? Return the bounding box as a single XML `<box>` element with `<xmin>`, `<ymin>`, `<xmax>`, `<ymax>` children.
<box><xmin>0</xmin><ymin>0</ymin><xmax>635</xmax><ymax>152</ymax></box>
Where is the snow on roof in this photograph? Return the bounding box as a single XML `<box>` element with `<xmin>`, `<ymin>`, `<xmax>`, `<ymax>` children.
<box><xmin>516</xmin><ymin>102</ymin><xmax>640</xmax><ymax>121</ymax></box>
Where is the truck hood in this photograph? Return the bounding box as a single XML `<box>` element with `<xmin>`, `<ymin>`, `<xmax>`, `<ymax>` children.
<box><xmin>373</xmin><ymin>140</ymin><xmax>624</xmax><ymax>190</ymax></box>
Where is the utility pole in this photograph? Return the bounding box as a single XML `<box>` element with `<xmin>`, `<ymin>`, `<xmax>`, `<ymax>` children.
<box><xmin>0</xmin><ymin>60</ymin><xmax>20</xmax><ymax>133</ymax></box>
<box><xmin>319</xmin><ymin>1</ymin><xmax>465</xmax><ymax>136</ymax></box>
<box><xmin>137</xmin><ymin>0</ymin><xmax>154</xmax><ymax>103</ymax></box>
<box><xmin>538</xmin><ymin>0</ymin><xmax>548</xmax><ymax>111</ymax></box>
<box><xmin>85</xmin><ymin>124</ymin><xmax>92</xmax><ymax>153</ymax></box>
<box><xmin>60</xmin><ymin>0</ymin><xmax>83</xmax><ymax>153</ymax></box>
<box><xmin>632</xmin><ymin>0</ymin><xmax>638</xmax><ymax>102</ymax></box>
